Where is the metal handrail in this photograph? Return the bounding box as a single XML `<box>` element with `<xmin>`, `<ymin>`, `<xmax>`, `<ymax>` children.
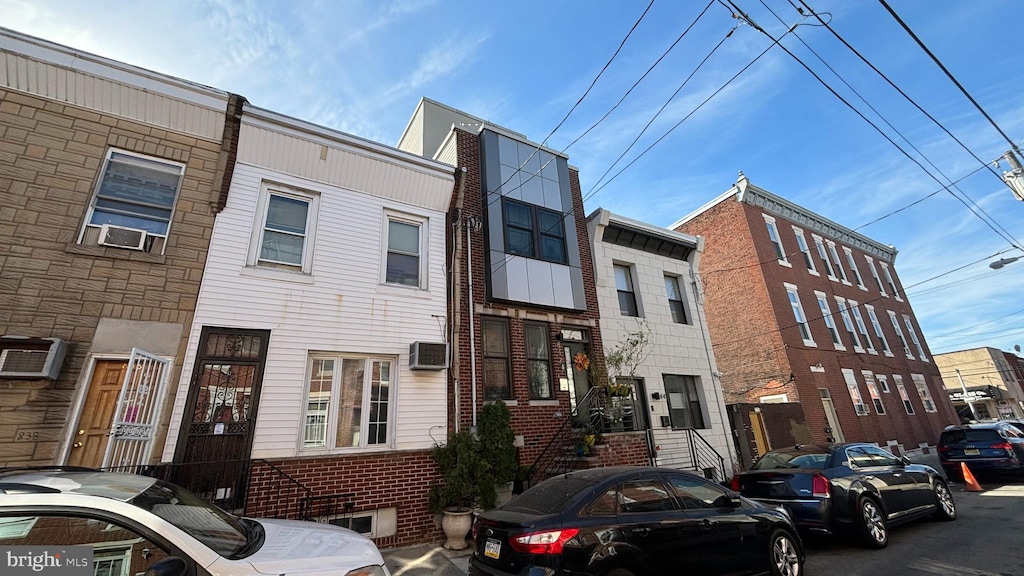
<box><xmin>685</xmin><ymin>428</ymin><xmax>726</xmax><ymax>481</ymax></box>
<box><xmin>523</xmin><ymin>386</ymin><xmax>600</xmax><ymax>489</ymax></box>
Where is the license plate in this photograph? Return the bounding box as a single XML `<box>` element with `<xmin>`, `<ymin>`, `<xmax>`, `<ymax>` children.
<box><xmin>965</xmin><ymin>448</ymin><xmax>980</xmax><ymax>456</ymax></box>
<box><xmin>484</xmin><ymin>538</ymin><xmax>501</xmax><ymax>559</ymax></box>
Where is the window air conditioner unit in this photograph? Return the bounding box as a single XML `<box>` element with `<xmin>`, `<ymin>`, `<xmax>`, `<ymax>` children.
<box><xmin>409</xmin><ymin>342</ymin><xmax>448</xmax><ymax>370</ymax></box>
<box><xmin>0</xmin><ymin>337</ymin><xmax>68</xmax><ymax>380</ymax></box>
<box><xmin>98</xmin><ymin>224</ymin><xmax>147</xmax><ymax>250</ymax></box>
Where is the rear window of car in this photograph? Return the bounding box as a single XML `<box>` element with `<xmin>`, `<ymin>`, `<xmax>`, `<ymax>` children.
<box><xmin>940</xmin><ymin>429</ymin><xmax>1002</xmax><ymax>444</ymax></box>
<box><xmin>750</xmin><ymin>451</ymin><xmax>829</xmax><ymax>470</ymax></box>
<box><xmin>504</xmin><ymin>476</ymin><xmax>597</xmax><ymax>515</ymax></box>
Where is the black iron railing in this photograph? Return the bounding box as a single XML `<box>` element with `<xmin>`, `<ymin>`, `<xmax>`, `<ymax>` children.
<box><xmin>522</xmin><ymin>387</ymin><xmax>599</xmax><ymax>491</ymax></box>
<box><xmin>684</xmin><ymin>428</ymin><xmax>727</xmax><ymax>482</ymax></box>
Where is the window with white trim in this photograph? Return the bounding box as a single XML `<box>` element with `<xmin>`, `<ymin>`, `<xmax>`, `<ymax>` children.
<box><xmin>911</xmin><ymin>373</ymin><xmax>937</xmax><ymax>412</ymax></box>
<box><xmin>383</xmin><ymin>212</ymin><xmax>427</xmax><ymax>288</ymax></box>
<box><xmin>792</xmin><ymin>227</ymin><xmax>817</xmax><ymax>274</ymax></box>
<box><xmin>249</xmin><ymin>182</ymin><xmax>319</xmax><ymax>273</ymax></box>
<box><xmin>763</xmin><ymin>214</ymin><xmax>789</xmax><ymax>264</ymax></box>
<box><xmin>302</xmin><ymin>355</ymin><xmax>394</xmax><ymax>450</ymax></box>
<box><xmin>664</xmin><ymin>275</ymin><xmax>689</xmax><ymax>324</ymax></box>
<box><xmin>834</xmin><ymin>297</ymin><xmax>863</xmax><ymax>352</ymax></box>
<box><xmin>843</xmin><ymin>368</ymin><xmax>869</xmax><ymax>415</ymax></box>
<box><xmin>862</xmin><ymin>371</ymin><xmax>885</xmax><ymax>414</ymax></box>
<box><xmin>827</xmin><ymin>241</ymin><xmax>848</xmax><ymax>283</ymax></box>
<box><xmin>888</xmin><ymin>310</ymin><xmax>913</xmax><ymax>359</ymax></box>
<box><xmin>876</xmin><ymin>373</ymin><xmax>890</xmax><ymax>393</ymax></box>
<box><xmin>844</xmin><ymin>247</ymin><xmax>866</xmax><ymax>289</ymax></box>
<box><xmin>760</xmin><ymin>394</ymin><xmax>789</xmax><ymax>403</ymax></box>
<box><xmin>849</xmin><ymin>301</ymin><xmax>875</xmax><ymax>354</ymax></box>
<box><xmin>865</xmin><ymin>305</ymin><xmax>891</xmax><ymax>356</ymax></box>
<box><xmin>865</xmin><ymin>256</ymin><xmax>887</xmax><ymax>296</ymax></box>
<box><xmin>902</xmin><ymin>315</ymin><xmax>928</xmax><ymax>361</ymax></box>
<box><xmin>895</xmin><ymin>376</ymin><xmax>915</xmax><ymax>414</ymax></box>
<box><xmin>615</xmin><ymin>264</ymin><xmax>639</xmax><ymax>317</ymax></box>
<box><xmin>815</xmin><ymin>291</ymin><xmax>844</xmax><ymax>350</ymax></box>
<box><xmin>813</xmin><ymin>235</ymin><xmax>837</xmax><ymax>279</ymax></box>
<box><xmin>785</xmin><ymin>284</ymin><xmax>815</xmax><ymax>346</ymax></box>
<box><xmin>880</xmin><ymin>263</ymin><xmax>901</xmax><ymax>301</ymax></box>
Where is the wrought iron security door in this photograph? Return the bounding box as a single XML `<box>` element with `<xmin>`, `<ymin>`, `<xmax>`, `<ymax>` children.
<box><xmin>101</xmin><ymin>348</ymin><xmax>171</xmax><ymax>468</ymax></box>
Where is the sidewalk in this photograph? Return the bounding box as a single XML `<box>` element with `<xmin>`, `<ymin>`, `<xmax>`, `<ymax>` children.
<box><xmin>381</xmin><ymin>542</ymin><xmax>471</xmax><ymax>576</ymax></box>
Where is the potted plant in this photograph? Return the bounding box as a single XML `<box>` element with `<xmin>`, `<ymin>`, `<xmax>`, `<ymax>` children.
<box><xmin>428</xmin><ymin>430</ymin><xmax>479</xmax><ymax>550</ymax></box>
<box><xmin>477</xmin><ymin>400</ymin><xmax>518</xmax><ymax>509</ymax></box>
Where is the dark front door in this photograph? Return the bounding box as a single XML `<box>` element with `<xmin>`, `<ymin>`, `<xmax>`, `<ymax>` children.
<box><xmin>563</xmin><ymin>340</ymin><xmax>591</xmax><ymax>426</ymax></box>
<box><xmin>173</xmin><ymin>327</ymin><xmax>270</xmax><ymax>508</ymax></box>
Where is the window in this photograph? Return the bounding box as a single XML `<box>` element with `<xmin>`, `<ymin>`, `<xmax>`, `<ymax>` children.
<box><xmin>880</xmin><ymin>263</ymin><xmax>901</xmax><ymax>301</ymax></box>
<box><xmin>865</xmin><ymin>256</ymin><xmax>887</xmax><ymax>296</ymax></box>
<box><xmin>835</xmin><ymin>297</ymin><xmax>863</xmax><ymax>352</ymax></box>
<box><xmin>760</xmin><ymin>393</ymin><xmax>789</xmax><ymax>403</ymax></box>
<box><xmin>615</xmin><ymin>264</ymin><xmax>639</xmax><ymax>317</ymax></box>
<box><xmin>0</xmin><ymin>514</ymin><xmax>170</xmax><ymax>568</ymax></box>
<box><xmin>385</xmin><ymin>215</ymin><xmax>424</xmax><ymax>287</ymax></box>
<box><xmin>912</xmin><ymin>373</ymin><xmax>937</xmax><ymax>412</ymax></box>
<box><xmin>895</xmin><ymin>376</ymin><xmax>915</xmax><ymax>414</ymax></box>
<box><xmin>525</xmin><ymin>322</ymin><xmax>552</xmax><ymax>399</ymax></box>
<box><xmin>844</xmin><ymin>247</ymin><xmax>866</xmax><ymax>289</ymax></box>
<box><xmin>785</xmin><ymin>284</ymin><xmax>814</xmax><ymax>346</ymax></box>
<box><xmin>618</xmin><ymin>478</ymin><xmax>678</xmax><ymax>514</ymax></box>
<box><xmin>903</xmin><ymin>315</ymin><xmax>928</xmax><ymax>361</ymax></box>
<box><xmin>664</xmin><ymin>374</ymin><xmax>706</xmax><ymax>428</ymax></box>
<box><xmin>482</xmin><ymin>318</ymin><xmax>511</xmax><ymax>400</ymax></box>
<box><xmin>792</xmin><ymin>226</ymin><xmax>817</xmax><ymax>273</ymax></box>
<box><xmin>888</xmin><ymin>310</ymin><xmax>913</xmax><ymax>359</ymax></box>
<box><xmin>763</xmin><ymin>214</ymin><xmax>788</xmax><ymax>264</ymax></box>
<box><xmin>813</xmin><ymin>235</ymin><xmax>836</xmax><ymax>279</ymax></box>
<box><xmin>249</xmin><ymin>183</ymin><xmax>319</xmax><ymax>273</ymax></box>
<box><xmin>815</xmin><ymin>291</ymin><xmax>844</xmax><ymax>349</ymax></box>
<box><xmin>827</xmin><ymin>242</ymin><xmax>848</xmax><ymax>283</ymax></box>
<box><xmin>876</xmin><ymin>373</ymin><xmax>890</xmax><ymax>393</ymax></box>
<box><xmin>862</xmin><ymin>371</ymin><xmax>885</xmax><ymax>414</ymax></box>
<box><xmin>81</xmin><ymin>149</ymin><xmax>185</xmax><ymax>238</ymax></box>
<box><xmin>843</xmin><ymin>368</ymin><xmax>869</xmax><ymax>415</ymax></box>
<box><xmin>849</xmin><ymin>301</ymin><xmax>874</xmax><ymax>353</ymax></box>
<box><xmin>303</xmin><ymin>356</ymin><xmax>394</xmax><ymax>450</ymax></box>
<box><xmin>865</xmin><ymin>305</ymin><xmax>891</xmax><ymax>356</ymax></box>
<box><xmin>664</xmin><ymin>275</ymin><xmax>688</xmax><ymax>324</ymax></box>
<box><xmin>668</xmin><ymin>475</ymin><xmax>733</xmax><ymax>510</ymax></box>
<box><xmin>503</xmin><ymin>199</ymin><xmax>567</xmax><ymax>264</ymax></box>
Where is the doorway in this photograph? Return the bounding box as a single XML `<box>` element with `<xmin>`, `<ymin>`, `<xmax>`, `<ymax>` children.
<box><xmin>563</xmin><ymin>339</ymin><xmax>590</xmax><ymax>427</ymax></box>
<box><xmin>67</xmin><ymin>360</ymin><xmax>127</xmax><ymax>468</ymax></box>
<box><xmin>819</xmin><ymin>388</ymin><xmax>845</xmax><ymax>443</ymax></box>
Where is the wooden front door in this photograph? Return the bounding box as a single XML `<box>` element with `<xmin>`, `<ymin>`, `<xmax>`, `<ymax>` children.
<box><xmin>67</xmin><ymin>360</ymin><xmax>127</xmax><ymax>468</ymax></box>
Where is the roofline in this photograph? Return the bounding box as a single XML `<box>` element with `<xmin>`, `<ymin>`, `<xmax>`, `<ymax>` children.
<box><xmin>589</xmin><ymin>207</ymin><xmax>700</xmax><ymax>250</ymax></box>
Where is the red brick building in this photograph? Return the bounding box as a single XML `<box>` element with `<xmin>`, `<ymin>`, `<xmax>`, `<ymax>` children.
<box><xmin>673</xmin><ymin>174</ymin><xmax>958</xmax><ymax>455</ymax></box>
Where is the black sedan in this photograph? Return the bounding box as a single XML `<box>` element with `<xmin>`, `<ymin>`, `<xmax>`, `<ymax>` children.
<box><xmin>731</xmin><ymin>443</ymin><xmax>956</xmax><ymax>549</ymax></box>
<box><xmin>469</xmin><ymin>466</ymin><xmax>803</xmax><ymax>576</ymax></box>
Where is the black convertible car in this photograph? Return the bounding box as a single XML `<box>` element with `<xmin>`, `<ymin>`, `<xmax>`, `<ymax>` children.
<box><xmin>731</xmin><ymin>443</ymin><xmax>956</xmax><ymax>548</ymax></box>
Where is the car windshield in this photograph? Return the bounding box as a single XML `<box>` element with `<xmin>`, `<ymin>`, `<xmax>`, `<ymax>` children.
<box><xmin>129</xmin><ymin>479</ymin><xmax>249</xmax><ymax>557</ymax></box>
<box><xmin>751</xmin><ymin>451</ymin><xmax>829</xmax><ymax>470</ymax></box>
<box><xmin>504</xmin><ymin>476</ymin><xmax>597</xmax><ymax>514</ymax></box>
<box><xmin>941</xmin><ymin>429</ymin><xmax>1002</xmax><ymax>444</ymax></box>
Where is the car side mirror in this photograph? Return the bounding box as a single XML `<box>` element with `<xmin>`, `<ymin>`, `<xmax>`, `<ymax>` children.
<box><xmin>145</xmin><ymin>557</ymin><xmax>187</xmax><ymax>576</ymax></box>
<box><xmin>729</xmin><ymin>495</ymin><xmax>743</xmax><ymax>508</ymax></box>
<box><xmin>899</xmin><ymin>456</ymin><xmax>911</xmax><ymax>466</ymax></box>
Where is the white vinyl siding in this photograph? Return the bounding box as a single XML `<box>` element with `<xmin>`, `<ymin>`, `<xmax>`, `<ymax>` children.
<box><xmin>843</xmin><ymin>368</ymin><xmax>869</xmax><ymax>415</ymax></box>
<box><xmin>903</xmin><ymin>315</ymin><xmax>928</xmax><ymax>362</ymax></box>
<box><xmin>785</xmin><ymin>284</ymin><xmax>815</xmax><ymax>346</ymax></box>
<box><xmin>815</xmin><ymin>291</ymin><xmax>844</xmax><ymax>350</ymax></box>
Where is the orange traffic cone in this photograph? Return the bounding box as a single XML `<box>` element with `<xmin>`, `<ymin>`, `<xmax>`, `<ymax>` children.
<box><xmin>960</xmin><ymin>462</ymin><xmax>982</xmax><ymax>492</ymax></box>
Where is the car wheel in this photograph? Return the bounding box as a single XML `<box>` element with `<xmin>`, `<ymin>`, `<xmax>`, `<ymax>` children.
<box><xmin>768</xmin><ymin>529</ymin><xmax>802</xmax><ymax>576</ymax></box>
<box><xmin>856</xmin><ymin>496</ymin><xmax>888</xmax><ymax>549</ymax></box>
<box><xmin>932</xmin><ymin>480</ymin><xmax>957</xmax><ymax>521</ymax></box>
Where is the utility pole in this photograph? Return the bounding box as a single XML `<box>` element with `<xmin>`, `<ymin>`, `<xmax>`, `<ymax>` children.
<box><xmin>955</xmin><ymin>368</ymin><xmax>980</xmax><ymax>422</ymax></box>
<box><xmin>998</xmin><ymin>151</ymin><xmax>1024</xmax><ymax>202</ymax></box>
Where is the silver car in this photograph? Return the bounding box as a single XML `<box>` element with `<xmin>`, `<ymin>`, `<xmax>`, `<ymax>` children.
<box><xmin>0</xmin><ymin>469</ymin><xmax>389</xmax><ymax>576</ymax></box>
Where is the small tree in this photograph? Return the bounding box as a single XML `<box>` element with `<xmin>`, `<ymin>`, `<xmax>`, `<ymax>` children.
<box><xmin>476</xmin><ymin>400</ymin><xmax>518</xmax><ymax>509</ymax></box>
<box><xmin>428</xmin><ymin>430</ymin><xmax>480</xmax><ymax>513</ymax></box>
<box><xmin>605</xmin><ymin>319</ymin><xmax>652</xmax><ymax>381</ymax></box>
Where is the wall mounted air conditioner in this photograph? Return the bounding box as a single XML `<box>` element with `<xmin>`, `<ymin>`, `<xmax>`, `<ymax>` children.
<box><xmin>0</xmin><ymin>337</ymin><xmax>68</xmax><ymax>380</ymax></box>
<box><xmin>98</xmin><ymin>224</ymin><xmax>147</xmax><ymax>250</ymax></box>
<box><xmin>409</xmin><ymin>342</ymin><xmax>448</xmax><ymax>370</ymax></box>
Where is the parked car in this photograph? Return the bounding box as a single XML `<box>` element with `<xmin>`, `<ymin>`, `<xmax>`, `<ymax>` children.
<box><xmin>938</xmin><ymin>422</ymin><xmax>1024</xmax><ymax>479</ymax></box>
<box><xmin>731</xmin><ymin>443</ymin><xmax>955</xmax><ymax>549</ymax></box>
<box><xmin>0</xmin><ymin>468</ymin><xmax>389</xmax><ymax>576</ymax></box>
<box><xmin>1002</xmin><ymin>419</ymin><xmax>1024</xmax><ymax>435</ymax></box>
<box><xmin>469</xmin><ymin>466</ymin><xmax>803</xmax><ymax>576</ymax></box>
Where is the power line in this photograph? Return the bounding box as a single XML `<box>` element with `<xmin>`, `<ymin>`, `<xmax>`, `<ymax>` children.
<box><xmin>926</xmin><ymin>307</ymin><xmax>1024</xmax><ymax>340</ymax></box>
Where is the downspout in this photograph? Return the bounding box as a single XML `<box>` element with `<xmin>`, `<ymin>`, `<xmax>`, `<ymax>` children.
<box><xmin>450</xmin><ymin>167</ymin><xmax>468</xmax><ymax>433</ymax></box>
<box><xmin>467</xmin><ymin>215</ymin><xmax>481</xmax><ymax>429</ymax></box>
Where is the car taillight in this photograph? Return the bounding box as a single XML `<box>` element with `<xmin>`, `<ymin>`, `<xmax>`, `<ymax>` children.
<box><xmin>937</xmin><ymin>444</ymin><xmax>952</xmax><ymax>452</ymax></box>
<box><xmin>344</xmin><ymin>566</ymin><xmax>387</xmax><ymax>576</ymax></box>
<box><xmin>990</xmin><ymin>442</ymin><xmax>1013</xmax><ymax>451</ymax></box>
<box><xmin>812</xmin><ymin>473</ymin><xmax>830</xmax><ymax>498</ymax></box>
<box><xmin>471</xmin><ymin>521</ymin><xmax>479</xmax><ymax>540</ymax></box>
<box><xmin>508</xmin><ymin>528</ymin><xmax>580</xmax><ymax>555</ymax></box>
<box><xmin>731</xmin><ymin>475</ymin><xmax>741</xmax><ymax>491</ymax></box>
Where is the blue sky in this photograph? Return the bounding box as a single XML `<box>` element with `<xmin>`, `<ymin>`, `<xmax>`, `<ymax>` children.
<box><xmin>5</xmin><ymin>0</ymin><xmax>1023</xmax><ymax>359</ymax></box>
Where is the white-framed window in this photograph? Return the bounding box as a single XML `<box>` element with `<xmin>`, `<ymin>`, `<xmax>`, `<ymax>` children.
<box><xmin>849</xmin><ymin>301</ymin><xmax>875</xmax><ymax>354</ymax></box>
<box><xmin>813</xmin><ymin>235</ymin><xmax>837</xmax><ymax>279</ymax></box>
<box><xmin>79</xmin><ymin>149</ymin><xmax>186</xmax><ymax>245</ymax></box>
<box><xmin>844</xmin><ymin>247</ymin><xmax>866</xmax><ymax>289</ymax></box>
<box><xmin>864</xmin><ymin>256</ymin><xmax>887</xmax><ymax>296</ymax></box>
<box><xmin>792</xmin><ymin>226</ymin><xmax>817</xmax><ymax>274</ymax></box>
<box><xmin>248</xmin><ymin>182</ymin><xmax>319</xmax><ymax>274</ymax></box>
<box><xmin>760</xmin><ymin>394</ymin><xmax>789</xmax><ymax>403</ymax></box>
<box><xmin>827</xmin><ymin>241</ymin><xmax>849</xmax><ymax>284</ymax></box>
<box><xmin>895</xmin><ymin>376</ymin><xmax>915</xmax><ymax>414</ymax></box>
<box><xmin>834</xmin><ymin>297</ymin><xmax>863</xmax><ymax>352</ymax></box>
<box><xmin>785</xmin><ymin>283</ymin><xmax>815</xmax><ymax>346</ymax></box>
<box><xmin>876</xmin><ymin>373</ymin><xmax>890</xmax><ymax>393</ymax></box>
<box><xmin>815</xmin><ymin>290</ymin><xmax>844</xmax><ymax>350</ymax></box>
<box><xmin>615</xmin><ymin>264</ymin><xmax>640</xmax><ymax>317</ymax></box>
<box><xmin>880</xmin><ymin>262</ymin><xmax>901</xmax><ymax>301</ymax></box>
<box><xmin>902</xmin><ymin>314</ymin><xmax>928</xmax><ymax>362</ymax></box>
<box><xmin>911</xmin><ymin>373</ymin><xmax>937</xmax><ymax>413</ymax></box>
<box><xmin>301</xmin><ymin>355</ymin><xmax>395</xmax><ymax>451</ymax></box>
<box><xmin>888</xmin><ymin>310</ymin><xmax>913</xmax><ymax>359</ymax></box>
<box><xmin>664</xmin><ymin>275</ymin><xmax>689</xmax><ymax>324</ymax></box>
<box><xmin>862</xmin><ymin>371</ymin><xmax>885</xmax><ymax>414</ymax></box>
<box><xmin>843</xmin><ymin>368</ymin><xmax>869</xmax><ymax>415</ymax></box>
<box><xmin>763</xmin><ymin>214</ymin><xmax>789</xmax><ymax>265</ymax></box>
<box><xmin>382</xmin><ymin>211</ymin><xmax>427</xmax><ymax>288</ymax></box>
<box><xmin>865</xmin><ymin>305</ymin><xmax>892</xmax><ymax>356</ymax></box>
